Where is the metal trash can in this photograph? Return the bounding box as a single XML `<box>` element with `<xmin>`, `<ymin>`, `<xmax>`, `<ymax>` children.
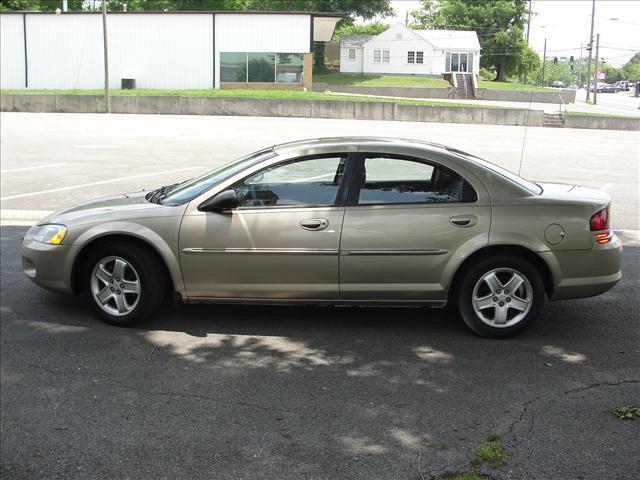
<box><xmin>121</xmin><ymin>78</ymin><xmax>136</xmax><ymax>90</ymax></box>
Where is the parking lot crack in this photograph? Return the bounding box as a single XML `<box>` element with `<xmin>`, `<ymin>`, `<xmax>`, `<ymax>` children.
<box><xmin>506</xmin><ymin>379</ymin><xmax>639</xmax><ymax>446</ymax></box>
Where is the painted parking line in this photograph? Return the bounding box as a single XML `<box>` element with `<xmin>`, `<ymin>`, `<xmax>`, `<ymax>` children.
<box><xmin>0</xmin><ymin>167</ymin><xmax>202</xmax><ymax>201</ymax></box>
<box><xmin>1</xmin><ymin>163</ymin><xmax>67</xmax><ymax>173</ymax></box>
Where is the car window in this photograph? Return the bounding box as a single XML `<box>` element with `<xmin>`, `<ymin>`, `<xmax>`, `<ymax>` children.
<box><xmin>446</xmin><ymin>147</ymin><xmax>542</xmax><ymax>195</ymax></box>
<box><xmin>358</xmin><ymin>155</ymin><xmax>473</xmax><ymax>205</ymax></box>
<box><xmin>231</xmin><ymin>155</ymin><xmax>347</xmax><ymax>208</ymax></box>
<box><xmin>161</xmin><ymin>148</ymin><xmax>275</xmax><ymax>205</ymax></box>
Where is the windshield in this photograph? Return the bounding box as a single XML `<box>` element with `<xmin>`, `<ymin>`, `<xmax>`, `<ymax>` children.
<box><xmin>447</xmin><ymin>148</ymin><xmax>543</xmax><ymax>195</ymax></box>
<box><xmin>161</xmin><ymin>148</ymin><xmax>276</xmax><ymax>205</ymax></box>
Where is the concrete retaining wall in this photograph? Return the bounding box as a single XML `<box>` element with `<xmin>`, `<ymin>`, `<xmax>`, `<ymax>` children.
<box><xmin>475</xmin><ymin>88</ymin><xmax>576</xmax><ymax>104</ymax></box>
<box><xmin>313</xmin><ymin>84</ymin><xmax>577</xmax><ymax>104</ymax></box>
<box><xmin>312</xmin><ymin>84</ymin><xmax>454</xmax><ymax>99</ymax></box>
<box><xmin>1</xmin><ymin>93</ymin><xmax>543</xmax><ymax>127</ymax></box>
<box><xmin>563</xmin><ymin>114</ymin><xmax>640</xmax><ymax>131</ymax></box>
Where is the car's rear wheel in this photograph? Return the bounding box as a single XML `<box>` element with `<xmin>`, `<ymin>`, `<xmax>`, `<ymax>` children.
<box><xmin>456</xmin><ymin>255</ymin><xmax>545</xmax><ymax>338</ymax></box>
<box><xmin>84</xmin><ymin>243</ymin><xmax>165</xmax><ymax>326</ymax></box>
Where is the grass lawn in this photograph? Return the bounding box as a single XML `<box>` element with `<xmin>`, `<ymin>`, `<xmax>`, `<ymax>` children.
<box><xmin>314</xmin><ymin>72</ymin><xmax>450</xmax><ymax>88</ymax></box>
<box><xmin>478</xmin><ymin>80</ymin><xmax>549</xmax><ymax>91</ymax></box>
<box><xmin>564</xmin><ymin>110</ymin><xmax>639</xmax><ymax>119</ymax></box>
<box><xmin>0</xmin><ymin>88</ymin><xmax>520</xmax><ymax>109</ymax></box>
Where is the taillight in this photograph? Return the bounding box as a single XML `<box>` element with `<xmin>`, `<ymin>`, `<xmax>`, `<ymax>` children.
<box><xmin>590</xmin><ymin>207</ymin><xmax>610</xmax><ymax>231</ymax></box>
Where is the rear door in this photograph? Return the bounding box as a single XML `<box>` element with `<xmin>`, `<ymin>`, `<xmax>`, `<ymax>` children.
<box><xmin>339</xmin><ymin>152</ymin><xmax>491</xmax><ymax>301</ymax></box>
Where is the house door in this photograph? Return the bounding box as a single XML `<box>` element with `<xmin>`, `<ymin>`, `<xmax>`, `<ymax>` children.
<box><xmin>448</xmin><ymin>53</ymin><xmax>472</xmax><ymax>73</ymax></box>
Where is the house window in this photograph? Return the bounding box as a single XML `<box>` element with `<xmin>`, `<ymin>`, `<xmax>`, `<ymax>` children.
<box><xmin>396</xmin><ymin>33</ymin><xmax>402</xmax><ymax>40</ymax></box>
<box><xmin>373</xmin><ymin>50</ymin><xmax>381</xmax><ymax>63</ymax></box>
<box><xmin>382</xmin><ymin>50</ymin><xmax>390</xmax><ymax>63</ymax></box>
<box><xmin>348</xmin><ymin>48</ymin><xmax>356</xmax><ymax>60</ymax></box>
<box><xmin>416</xmin><ymin>51</ymin><xmax>424</xmax><ymax>64</ymax></box>
<box><xmin>408</xmin><ymin>51</ymin><xmax>415</xmax><ymax>64</ymax></box>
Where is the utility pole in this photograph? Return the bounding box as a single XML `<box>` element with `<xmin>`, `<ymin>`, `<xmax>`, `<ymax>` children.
<box><xmin>593</xmin><ymin>33</ymin><xmax>600</xmax><ymax>105</ymax></box>
<box><xmin>523</xmin><ymin>0</ymin><xmax>532</xmax><ymax>84</ymax></box>
<box><xmin>585</xmin><ymin>0</ymin><xmax>596</xmax><ymax>102</ymax></box>
<box><xmin>526</xmin><ymin>0</ymin><xmax>532</xmax><ymax>43</ymax></box>
<box><xmin>541</xmin><ymin>38</ymin><xmax>547</xmax><ymax>86</ymax></box>
<box><xmin>578</xmin><ymin>42</ymin><xmax>583</xmax><ymax>86</ymax></box>
<box><xmin>102</xmin><ymin>0</ymin><xmax>110</xmax><ymax>113</ymax></box>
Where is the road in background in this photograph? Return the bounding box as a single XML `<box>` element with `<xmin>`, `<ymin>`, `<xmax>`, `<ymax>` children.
<box><xmin>1</xmin><ymin>112</ymin><xmax>638</xmax><ymax>231</ymax></box>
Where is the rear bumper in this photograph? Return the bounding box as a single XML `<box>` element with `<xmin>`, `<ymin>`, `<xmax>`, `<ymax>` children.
<box><xmin>21</xmin><ymin>238</ymin><xmax>72</xmax><ymax>293</ymax></box>
<box><xmin>544</xmin><ymin>234</ymin><xmax>622</xmax><ymax>300</ymax></box>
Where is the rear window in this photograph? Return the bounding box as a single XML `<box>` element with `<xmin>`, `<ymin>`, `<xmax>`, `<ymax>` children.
<box><xmin>447</xmin><ymin>148</ymin><xmax>543</xmax><ymax>195</ymax></box>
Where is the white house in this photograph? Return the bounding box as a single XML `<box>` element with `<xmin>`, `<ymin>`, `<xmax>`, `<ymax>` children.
<box><xmin>340</xmin><ymin>23</ymin><xmax>481</xmax><ymax>77</ymax></box>
<box><xmin>0</xmin><ymin>11</ymin><xmax>341</xmax><ymax>90</ymax></box>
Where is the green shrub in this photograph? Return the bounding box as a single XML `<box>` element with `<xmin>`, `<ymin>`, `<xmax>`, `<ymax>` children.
<box><xmin>480</xmin><ymin>68</ymin><xmax>496</xmax><ymax>81</ymax></box>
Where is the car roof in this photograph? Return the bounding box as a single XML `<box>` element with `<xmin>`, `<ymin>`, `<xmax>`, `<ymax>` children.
<box><xmin>272</xmin><ymin>136</ymin><xmax>450</xmax><ymax>155</ymax></box>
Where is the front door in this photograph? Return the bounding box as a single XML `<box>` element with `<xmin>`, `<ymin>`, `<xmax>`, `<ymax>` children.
<box><xmin>339</xmin><ymin>153</ymin><xmax>490</xmax><ymax>301</ymax></box>
<box><xmin>179</xmin><ymin>154</ymin><xmax>352</xmax><ymax>300</ymax></box>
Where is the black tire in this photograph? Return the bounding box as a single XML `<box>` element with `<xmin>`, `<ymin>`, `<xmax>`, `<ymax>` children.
<box><xmin>456</xmin><ymin>255</ymin><xmax>545</xmax><ymax>338</ymax></box>
<box><xmin>83</xmin><ymin>242</ymin><xmax>165</xmax><ymax>326</ymax></box>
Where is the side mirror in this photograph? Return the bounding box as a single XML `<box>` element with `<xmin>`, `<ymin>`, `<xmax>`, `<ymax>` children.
<box><xmin>198</xmin><ymin>190</ymin><xmax>240</xmax><ymax>213</ymax></box>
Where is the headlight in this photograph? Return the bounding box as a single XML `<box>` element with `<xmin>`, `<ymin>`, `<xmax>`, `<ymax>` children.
<box><xmin>26</xmin><ymin>224</ymin><xmax>67</xmax><ymax>245</ymax></box>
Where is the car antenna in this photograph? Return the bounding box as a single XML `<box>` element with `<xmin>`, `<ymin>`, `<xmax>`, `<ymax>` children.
<box><xmin>517</xmin><ymin>89</ymin><xmax>535</xmax><ymax>176</ymax></box>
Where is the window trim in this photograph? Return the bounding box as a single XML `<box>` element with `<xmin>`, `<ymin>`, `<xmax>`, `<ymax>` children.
<box><xmin>223</xmin><ymin>152</ymin><xmax>357</xmax><ymax>211</ymax></box>
<box><xmin>346</xmin><ymin>153</ymin><xmax>478</xmax><ymax>207</ymax></box>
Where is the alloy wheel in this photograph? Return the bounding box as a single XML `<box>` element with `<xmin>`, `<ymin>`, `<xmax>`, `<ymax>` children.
<box><xmin>472</xmin><ymin>268</ymin><xmax>533</xmax><ymax>328</ymax></box>
<box><xmin>90</xmin><ymin>256</ymin><xmax>141</xmax><ymax>317</ymax></box>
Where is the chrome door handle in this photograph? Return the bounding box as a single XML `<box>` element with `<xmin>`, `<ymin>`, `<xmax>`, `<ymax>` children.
<box><xmin>300</xmin><ymin>218</ymin><xmax>329</xmax><ymax>231</ymax></box>
<box><xmin>449</xmin><ymin>215</ymin><xmax>478</xmax><ymax>227</ymax></box>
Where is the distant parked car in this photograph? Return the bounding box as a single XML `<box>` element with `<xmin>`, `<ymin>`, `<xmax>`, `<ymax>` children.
<box><xmin>21</xmin><ymin>138</ymin><xmax>622</xmax><ymax>338</ymax></box>
<box><xmin>551</xmin><ymin>81</ymin><xmax>566</xmax><ymax>88</ymax></box>
<box><xmin>591</xmin><ymin>82</ymin><xmax>617</xmax><ymax>93</ymax></box>
<box><xmin>600</xmin><ymin>83</ymin><xmax>619</xmax><ymax>93</ymax></box>
<box><xmin>615</xmin><ymin>80</ymin><xmax>630</xmax><ymax>91</ymax></box>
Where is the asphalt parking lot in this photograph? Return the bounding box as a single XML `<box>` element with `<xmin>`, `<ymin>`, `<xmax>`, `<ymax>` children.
<box><xmin>1</xmin><ymin>227</ymin><xmax>638</xmax><ymax>480</ymax></box>
<box><xmin>1</xmin><ymin>112</ymin><xmax>639</xmax><ymax>479</ymax></box>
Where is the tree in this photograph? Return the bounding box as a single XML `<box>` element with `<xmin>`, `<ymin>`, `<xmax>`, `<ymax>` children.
<box><xmin>333</xmin><ymin>21</ymin><xmax>389</xmax><ymax>43</ymax></box>
<box><xmin>0</xmin><ymin>0</ymin><xmax>83</xmax><ymax>10</ymax></box>
<box><xmin>515</xmin><ymin>45</ymin><xmax>540</xmax><ymax>80</ymax></box>
<box><xmin>622</xmin><ymin>52</ymin><xmax>640</xmax><ymax>82</ymax></box>
<box><xmin>410</xmin><ymin>0</ymin><xmax>530</xmax><ymax>82</ymax></box>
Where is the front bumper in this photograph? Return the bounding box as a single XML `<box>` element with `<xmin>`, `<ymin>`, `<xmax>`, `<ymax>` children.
<box><xmin>21</xmin><ymin>238</ymin><xmax>72</xmax><ymax>293</ymax></box>
<box><xmin>545</xmin><ymin>233</ymin><xmax>623</xmax><ymax>300</ymax></box>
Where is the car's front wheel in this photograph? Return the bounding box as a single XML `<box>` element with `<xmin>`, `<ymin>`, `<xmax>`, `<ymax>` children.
<box><xmin>456</xmin><ymin>255</ymin><xmax>545</xmax><ymax>338</ymax></box>
<box><xmin>84</xmin><ymin>243</ymin><xmax>165</xmax><ymax>326</ymax></box>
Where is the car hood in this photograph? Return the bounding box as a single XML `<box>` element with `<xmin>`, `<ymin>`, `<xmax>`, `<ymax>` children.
<box><xmin>39</xmin><ymin>190</ymin><xmax>183</xmax><ymax>226</ymax></box>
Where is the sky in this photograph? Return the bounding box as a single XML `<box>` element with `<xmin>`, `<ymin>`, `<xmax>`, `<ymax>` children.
<box><xmin>374</xmin><ymin>0</ymin><xmax>640</xmax><ymax>67</ymax></box>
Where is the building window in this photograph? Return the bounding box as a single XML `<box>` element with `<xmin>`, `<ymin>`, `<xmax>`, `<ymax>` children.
<box><xmin>407</xmin><ymin>51</ymin><xmax>415</xmax><ymax>64</ymax></box>
<box><xmin>348</xmin><ymin>48</ymin><xmax>356</xmax><ymax>60</ymax></box>
<box><xmin>382</xmin><ymin>50</ymin><xmax>390</xmax><ymax>63</ymax></box>
<box><xmin>373</xmin><ymin>50</ymin><xmax>381</xmax><ymax>63</ymax></box>
<box><xmin>247</xmin><ymin>53</ymin><xmax>275</xmax><ymax>82</ymax></box>
<box><xmin>220</xmin><ymin>52</ymin><xmax>304</xmax><ymax>83</ymax></box>
<box><xmin>276</xmin><ymin>53</ymin><xmax>304</xmax><ymax>83</ymax></box>
<box><xmin>416</xmin><ymin>51</ymin><xmax>424</xmax><ymax>64</ymax></box>
<box><xmin>396</xmin><ymin>33</ymin><xmax>402</xmax><ymax>40</ymax></box>
<box><xmin>220</xmin><ymin>52</ymin><xmax>247</xmax><ymax>82</ymax></box>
